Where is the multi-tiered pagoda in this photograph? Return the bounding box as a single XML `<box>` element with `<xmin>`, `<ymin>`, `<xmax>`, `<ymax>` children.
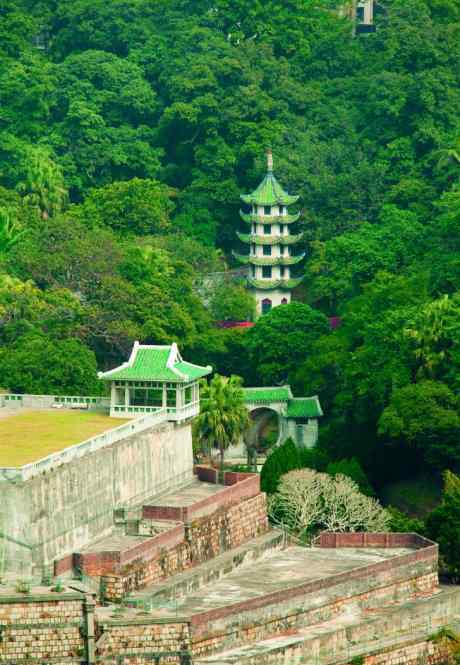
<box><xmin>234</xmin><ymin>151</ymin><xmax>305</xmax><ymax>316</ymax></box>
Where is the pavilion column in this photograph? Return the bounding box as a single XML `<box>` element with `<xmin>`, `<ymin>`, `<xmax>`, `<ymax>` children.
<box><xmin>176</xmin><ymin>385</ymin><xmax>183</xmax><ymax>412</ymax></box>
<box><xmin>110</xmin><ymin>383</ymin><xmax>116</xmax><ymax>408</ymax></box>
<box><xmin>162</xmin><ymin>384</ymin><xmax>167</xmax><ymax>409</ymax></box>
<box><xmin>124</xmin><ymin>384</ymin><xmax>130</xmax><ymax>408</ymax></box>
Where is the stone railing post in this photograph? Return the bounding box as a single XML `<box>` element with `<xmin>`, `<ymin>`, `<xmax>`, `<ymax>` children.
<box><xmin>83</xmin><ymin>594</ymin><xmax>96</xmax><ymax>664</ymax></box>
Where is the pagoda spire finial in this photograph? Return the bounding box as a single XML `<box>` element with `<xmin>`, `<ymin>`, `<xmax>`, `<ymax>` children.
<box><xmin>267</xmin><ymin>148</ymin><xmax>273</xmax><ymax>174</ymax></box>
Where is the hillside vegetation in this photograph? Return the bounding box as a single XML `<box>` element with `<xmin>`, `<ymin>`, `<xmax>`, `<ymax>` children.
<box><xmin>0</xmin><ymin>0</ymin><xmax>459</xmax><ymax>494</ymax></box>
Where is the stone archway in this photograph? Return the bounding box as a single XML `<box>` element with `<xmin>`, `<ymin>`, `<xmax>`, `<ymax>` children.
<box><xmin>244</xmin><ymin>406</ymin><xmax>282</xmax><ymax>462</ymax></box>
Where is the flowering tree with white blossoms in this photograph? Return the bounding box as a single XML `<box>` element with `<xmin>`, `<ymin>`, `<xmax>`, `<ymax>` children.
<box><xmin>268</xmin><ymin>469</ymin><xmax>389</xmax><ymax>538</ymax></box>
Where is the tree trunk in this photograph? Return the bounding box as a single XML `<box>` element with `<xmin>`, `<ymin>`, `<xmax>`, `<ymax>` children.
<box><xmin>219</xmin><ymin>443</ymin><xmax>225</xmax><ymax>483</ymax></box>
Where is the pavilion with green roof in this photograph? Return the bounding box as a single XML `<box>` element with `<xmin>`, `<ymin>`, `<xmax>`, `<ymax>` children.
<box><xmin>98</xmin><ymin>342</ymin><xmax>212</xmax><ymax>418</ymax></box>
<box><xmin>234</xmin><ymin>150</ymin><xmax>305</xmax><ymax>316</ymax></box>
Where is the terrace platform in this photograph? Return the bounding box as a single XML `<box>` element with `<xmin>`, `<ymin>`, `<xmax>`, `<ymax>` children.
<box><xmin>128</xmin><ymin>544</ymin><xmax>414</xmax><ymax>618</ymax></box>
<box><xmin>0</xmin><ymin>409</ymin><xmax>127</xmax><ymax>467</ymax></box>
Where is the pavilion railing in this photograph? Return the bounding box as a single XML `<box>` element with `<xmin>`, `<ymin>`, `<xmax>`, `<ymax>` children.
<box><xmin>111</xmin><ymin>402</ymin><xmax>200</xmax><ymax>421</ymax></box>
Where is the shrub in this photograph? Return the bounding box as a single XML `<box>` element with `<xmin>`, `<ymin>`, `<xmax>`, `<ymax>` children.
<box><xmin>326</xmin><ymin>458</ymin><xmax>374</xmax><ymax>496</ymax></box>
<box><xmin>269</xmin><ymin>468</ymin><xmax>389</xmax><ymax>538</ymax></box>
<box><xmin>260</xmin><ymin>439</ymin><xmax>328</xmax><ymax>494</ymax></box>
<box><xmin>426</xmin><ymin>471</ymin><xmax>460</xmax><ymax>582</ymax></box>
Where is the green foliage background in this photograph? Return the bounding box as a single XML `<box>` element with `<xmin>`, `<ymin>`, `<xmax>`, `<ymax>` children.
<box><xmin>0</xmin><ymin>0</ymin><xmax>459</xmax><ymax>489</ymax></box>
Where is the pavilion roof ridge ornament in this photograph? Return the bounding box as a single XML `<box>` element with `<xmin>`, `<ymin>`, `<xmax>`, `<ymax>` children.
<box><xmin>167</xmin><ymin>343</ymin><xmax>187</xmax><ymax>380</ymax></box>
<box><xmin>98</xmin><ymin>342</ymin><xmax>212</xmax><ymax>383</ymax></box>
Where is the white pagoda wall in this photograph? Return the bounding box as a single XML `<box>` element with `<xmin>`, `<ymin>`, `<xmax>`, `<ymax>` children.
<box><xmin>254</xmin><ymin>288</ymin><xmax>291</xmax><ymax>315</ymax></box>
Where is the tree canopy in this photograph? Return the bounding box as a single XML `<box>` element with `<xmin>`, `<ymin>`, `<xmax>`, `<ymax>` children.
<box><xmin>0</xmin><ymin>0</ymin><xmax>458</xmax><ymax>501</ymax></box>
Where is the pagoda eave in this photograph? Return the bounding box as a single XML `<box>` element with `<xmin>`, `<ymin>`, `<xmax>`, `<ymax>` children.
<box><xmin>240</xmin><ymin>193</ymin><xmax>299</xmax><ymax>206</ymax></box>
<box><xmin>233</xmin><ymin>252</ymin><xmax>305</xmax><ymax>267</ymax></box>
<box><xmin>237</xmin><ymin>232</ymin><xmax>303</xmax><ymax>246</ymax></box>
<box><xmin>239</xmin><ymin>211</ymin><xmax>301</xmax><ymax>225</ymax></box>
<box><xmin>247</xmin><ymin>276</ymin><xmax>305</xmax><ymax>290</ymax></box>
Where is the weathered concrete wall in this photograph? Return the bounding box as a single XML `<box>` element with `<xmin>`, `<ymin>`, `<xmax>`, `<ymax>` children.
<box><xmin>0</xmin><ymin>421</ymin><xmax>193</xmax><ymax>576</ymax></box>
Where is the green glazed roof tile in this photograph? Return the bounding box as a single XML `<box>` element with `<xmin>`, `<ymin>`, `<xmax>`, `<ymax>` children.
<box><xmin>286</xmin><ymin>397</ymin><xmax>323</xmax><ymax>418</ymax></box>
<box><xmin>243</xmin><ymin>386</ymin><xmax>293</xmax><ymax>402</ymax></box>
<box><xmin>241</xmin><ymin>173</ymin><xmax>299</xmax><ymax>207</ymax></box>
<box><xmin>99</xmin><ymin>343</ymin><xmax>212</xmax><ymax>383</ymax></box>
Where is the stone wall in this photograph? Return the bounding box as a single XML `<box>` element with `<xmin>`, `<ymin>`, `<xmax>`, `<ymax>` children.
<box><xmin>103</xmin><ymin>492</ymin><xmax>268</xmax><ymax>601</ymax></box>
<box><xmin>0</xmin><ymin>420</ymin><xmax>193</xmax><ymax>577</ymax></box>
<box><xmin>343</xmin><ymin>640</ymin><xmax>449</xmax><ymax>665</ymax></box>
<box><xmin>95</xmin><ymin>618</ymin><xmax>191</xmax><ymax>665</ymax></box>
<box><xmin>0</xmin><ymin>590</ymin><xmax>87</xmax><ymax>664</ymax></box>
<box><xmin>189</xmin><ymin>542</ymin><xmax>439</xmax><ymax>657</ymax></box>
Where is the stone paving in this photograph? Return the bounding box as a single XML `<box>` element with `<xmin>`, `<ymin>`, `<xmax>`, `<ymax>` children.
<box><xmin>148</xmin><ymin>478</ymin><xmax>226</xmax><ymax>508</ymax></box>
<box><xmin>145</xmin><ymin>545</ymin><xmax>413</xmax><ymax>618</ymax></box>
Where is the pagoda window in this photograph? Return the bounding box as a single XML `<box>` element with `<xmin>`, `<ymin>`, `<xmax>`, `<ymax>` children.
<box><xmin>281</xmin><ymin>298</ymin><xmax>288</xmax><ymax>304</ymax></box>
<box><xmin>262</xmin><ymin>298</ymin><xmax>272</xmax><ymax>314</ymax></box>
<box><xmin>252</xmin><ymin>265</ymin><xmax>256</xmax><ymax>277</ymax></box>
<box><xmin>280</xmin><ymin>266</ymin><xmax>285</xmax><ymax>278</ymax></box>
<box><xmin>252</xmin><ymin>224</ymin><xmax>256</xmax><ymax>234</ymax></box>
<box><xmin>263</xmin><ymin>245</ymin><xmax>272</xmax><ymax>256</ymax></box>
<box><xmin>264</xmin><ymin>225</ymin><xmax>271</xmax><ymax>235</ymax></box>
<box><xmin>279</xmin><ymin>205</ymin><xmax>285</xmax><ymax>215</ymax></box>
<box><xmin>264</xmin><ymin>206</ymin><xmax>271</xmax><ymax>215</ymax></box>
<box><xmin>262</xmin><ymin>266</ymin><xmax>272</xmax><ymax>278</ymax></box>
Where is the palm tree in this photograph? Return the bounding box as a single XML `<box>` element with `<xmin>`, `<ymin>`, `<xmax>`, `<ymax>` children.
<box><xmin>0</xmin><ymin>208</ymin><xmax>26</xmax><ymax>255</ymax></box>
<box><xmin>193</xmin><ymin>374</ymin><xmax>249</xmax><ymax>477</ymax></box>
<box><xmin>17</xmin><ymin>148</ymin><xmax>68</xmax><ymax>220</ymax></box>
<box><xmin>435</xmin><ymin>138</ymin><xmax>460</xmax><ymax>183</ymax></box>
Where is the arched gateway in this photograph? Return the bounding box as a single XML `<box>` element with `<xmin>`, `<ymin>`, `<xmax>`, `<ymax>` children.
<box><xmin>243</xmin><ymin>386</ymin><xmax>323</xmax><ymax>450</ymax></box>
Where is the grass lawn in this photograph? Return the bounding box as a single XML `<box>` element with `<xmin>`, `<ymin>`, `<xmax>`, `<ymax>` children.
<box><xmin>0</xmin><ymin>410</ymin><xmax>129</xmax><ymax>467</ymax></box>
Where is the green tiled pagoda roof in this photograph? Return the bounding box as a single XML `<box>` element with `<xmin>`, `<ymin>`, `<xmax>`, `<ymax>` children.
<box><xmin>239</xmin><ymin>211</ymin><xmax>300</xmax><ymax>225</ymax></box>
<box><xmin>241</xmin><ymin>173</ymin><xmax>299</xmax><ymax>207</ymax></box>
<box><xmin>233</xmin><ymin>252</ymin><xmax>305</xmax><ymax>267</ymax></box>
<box><xmin>243</xmin><ymin>386</ymin><xmax>293</xmax><ymax>403</ymax></box>
<box><xmin>286</xmin><ymin>397</ymin><xmax>323</xmax><ymax>419</ymax></box>
<box><xmin>99</xmin><ymin>342</ymin><xmax>212</xmax><ymax>383</ymax></box>
<box><xmin>247</xmin><ymin>276</ymin><xmax>304</xmax><ymax>290</ymax></box>
<box><xmin>237</xmin><ymin>232</ymin><xmax>303</xmax><ymax>246</ymax></box>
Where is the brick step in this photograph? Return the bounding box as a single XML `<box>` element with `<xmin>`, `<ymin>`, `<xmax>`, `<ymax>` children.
<box><xmin>195</xmin><ymin>588</ymin><xmax>460</xmax><ymax>665</ymax></box>
<box><xmin>126</xmin><ymin>529</ymin><xmax>284</xmax><ymax>608</ymax></box>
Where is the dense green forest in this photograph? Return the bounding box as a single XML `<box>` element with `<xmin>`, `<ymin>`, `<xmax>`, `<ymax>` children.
<box><xmin>0</xmin><ymin>0</ymin><xmax>459</xmax><ymax>511</ymax></box>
